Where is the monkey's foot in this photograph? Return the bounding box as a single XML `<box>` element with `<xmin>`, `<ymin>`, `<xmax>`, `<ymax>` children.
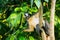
<box><xmin>23</xmin><ymin>29</ymin><xmax>34</xmax><ymax>32</ymax></box>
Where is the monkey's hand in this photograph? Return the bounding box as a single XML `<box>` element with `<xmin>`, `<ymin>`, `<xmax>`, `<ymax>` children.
<box><xmin>23</xmin><ymin>29</ymin><xmax>34</xmax><ymax>32</ymax></box>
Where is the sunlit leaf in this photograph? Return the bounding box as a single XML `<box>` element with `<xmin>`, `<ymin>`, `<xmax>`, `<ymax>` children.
<box><xmin>29</xmin><ymin>7</ymin><xmax>38</xmax><ymax>13</ymax></box>
<box><xmin>45</xmin><ymin>0</ymin><xmax>49</xmax><ymax>2</ymax></box>
<box><xmin>10</xmin><ymin>35</ymin><xmax>15</xmax><ymax>40</ymax></box>
<box><xmin>54</xmin><ymin>16</ymin><xmax>58</xmax><ymax>25</ymax></box>
<box><xmin>0</xmin><ymin>35</ymin><xmax>2</xmax><ymax>39</ymax></box>
<box><xmin>29</xmin><ymin>36</ymin><xmax>34</xmax><ymax>40</ymax></box>
<box><xmin>2</xmin><ymin>19</ymin><xmax>6</xmax><ymax>22</ymax></box>
<box><xmin>10</xmin><ymin>13</ymin><xmax>17</xmax><ymax>19</ymax></box>
<box><xmin>31</xmin><ymin>0</ymin><xmax>33</xmax><ymax>8</ymax></box>
<box><xmin>6</xmin><ymin>13</ymin><xmax>21</xmax><ymax>27</ymax></box>
<box><xmin>14</xmin><ymin>7</ymin><xmax>20</xmax><ymax>12</ymax></box>
<box><xmin>34</xmin><ymin>0</ymin><xmax>41</xmax><ymax>8</ymax></box>
<box><xmin>58</xmin><ymin>18</ymin><xmax>60</xmax><ymax>24</ymax></box>
<box><xmin>20</xmin><ymin>6</ymin><xmax>28</xmax><ymax>12</ymax></box>
<box><xmin>19</xmin><ymin>36</ymin><xmax>26</xmax><ymax>40</ymax></box>
<box><xmin>43</xmin><ymin>2</ymin><xmax>46</xmax><ymax>6</ymax></box>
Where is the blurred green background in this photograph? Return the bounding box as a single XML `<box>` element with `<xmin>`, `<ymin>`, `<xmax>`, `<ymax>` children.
<box><xmin>0</xmin><ymin>0</ymin><xmax>60</xmax><ymax>40</ymax></box>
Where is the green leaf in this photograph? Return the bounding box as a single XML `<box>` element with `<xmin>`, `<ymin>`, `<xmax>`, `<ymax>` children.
<box><xmin>19</xmin><ymin>36</ymin><xmax>26</xmax><ymax>40</ymax></box>
<box><xmin>10</xmin><ymin>13</ymin><xmax>17</xmax><ymax>19</ymax></box>
<box><xmin>15</xmin><ymin>30</ymin><xmax>20</xmax><ymax>35</ymax></box>
<box><xmin>5</xmin><ymin>37</ymin><xmax>10</xmax><ymax>40</ymax></box>
<box><xmin>29</xmin><ymin>7</ymin><xmax>38</xmax><ymax>13</ymax></box>
<box><xmin>20</xmin><ymin>6</ymin><xmax>28</xmax><ymax>12</ymax></box>
<box><xmin>58</xmin><ymin>18</ymin><xmax>60</xmax><ymax>24</ymax></box>
<box><xmin>34</xmin><ymin>0</ymin><xmax>41</xmax><ymax>9</ymax></box>
<box><xmin>29</xmin><ymin>36</ymin><xmax>34</xmax><ymax>40</ymax></box>
<box><xmin>45</xmin><ymin>0</ymin><xmax>49</xmax><ymax>2</ymax></box>
<box><xmin>10</xmin><ymin>35</ymin><xmax>15</xmax><ymax>40</ymax></box>
<box><xmin>14</xmin><ymin>7</ymin><xmax>20</xmax><ymax>12</ymax></box>
<box><xmin>31</xmin><ymin>0</ymin><xmax>33</xmax><ymax>8</ymax></box>
<box><xmin>7</xmin><ymin>13</ymin><xmax>21</xmax><ymax>27</ymax></box>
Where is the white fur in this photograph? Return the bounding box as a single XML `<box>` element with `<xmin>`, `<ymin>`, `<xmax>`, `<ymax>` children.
<box><xmin>25</xmin><ymin>13</ymin><xmax>29</xmax><ymax>16</ymax></box>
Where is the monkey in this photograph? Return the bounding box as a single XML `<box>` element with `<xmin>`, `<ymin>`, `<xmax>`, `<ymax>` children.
<box><xmin>23</xmin><ymin>12</ymin><xmax>50</xmax><ymax>36</ymax></box>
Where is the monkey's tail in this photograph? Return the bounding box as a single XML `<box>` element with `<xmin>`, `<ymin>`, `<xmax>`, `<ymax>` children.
<box><xmin>42</xmin><ymin>26</ymin><xmax>50</xmax><ymax>36</ymax></box>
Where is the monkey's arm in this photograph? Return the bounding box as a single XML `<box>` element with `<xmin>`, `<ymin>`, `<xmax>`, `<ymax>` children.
<box><xmin>23</xmin><ymin>25</ymin><xmax>34</xmax><ymax>32</ymax></box>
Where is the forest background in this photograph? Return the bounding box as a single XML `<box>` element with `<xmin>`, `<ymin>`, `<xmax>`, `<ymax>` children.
<box><xmin>0</xmin><ymin>0</ymin><xmax>60</xmax><ymax>40</ymax></box>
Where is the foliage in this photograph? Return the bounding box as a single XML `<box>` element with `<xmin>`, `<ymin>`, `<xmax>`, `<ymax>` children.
<box><xmin>0</xmin><ymin>0</ymin><xmax>60</xmax><ymax>40</ymax></box>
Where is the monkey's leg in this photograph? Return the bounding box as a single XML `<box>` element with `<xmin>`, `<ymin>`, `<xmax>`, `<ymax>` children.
<box><xmin>23</xmin><ymin>25</ymin><xmax>34</xmax><ymax>32</ymax></box>
<box><xmin>36</xmin><ymin>24</ymin><xmax>42</xmax><ymax>35</ymax></box>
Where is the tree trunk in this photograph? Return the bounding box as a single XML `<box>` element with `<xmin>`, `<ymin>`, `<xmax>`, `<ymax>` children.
<box><xmin>50</xmin><ymin>0</ymin><xmax>56</xmax><ymax>40</ymax></box>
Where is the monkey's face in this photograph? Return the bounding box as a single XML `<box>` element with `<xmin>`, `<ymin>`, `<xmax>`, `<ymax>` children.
<box><xmin>24</xmin><ymin>13</ymin><xmax>30</xmax><ymax>19</ymax></box>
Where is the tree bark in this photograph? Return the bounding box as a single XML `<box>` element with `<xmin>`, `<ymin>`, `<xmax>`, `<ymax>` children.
<box><xmin>50</xmin><ymin>0</ymin><xmax>56</xmax><ymax>40</ymax></box>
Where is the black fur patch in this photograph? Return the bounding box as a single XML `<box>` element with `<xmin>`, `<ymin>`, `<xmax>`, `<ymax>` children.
<box><xmin>35</xmin><ymin>24</ymin><xmax>42</xmax><ymax>35</ymax></box>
